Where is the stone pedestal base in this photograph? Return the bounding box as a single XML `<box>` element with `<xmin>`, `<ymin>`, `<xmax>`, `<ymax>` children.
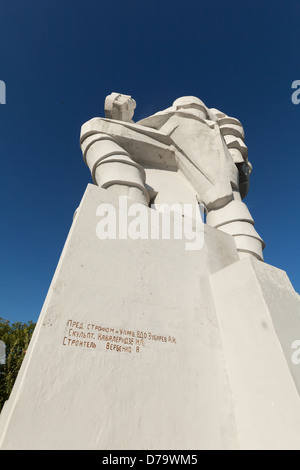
<box><xmin>1</xmin><ymin>184</ymin><xmax>300</xmax><ymax>450</ymax></box>
<box><xmin>210</xmin><ymin>257</ymin><xmax>300</xmax><ymax>449</ymax></box>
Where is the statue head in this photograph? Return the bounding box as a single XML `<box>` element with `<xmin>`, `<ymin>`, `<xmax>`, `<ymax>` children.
<box><xmin>173</xmin><ymin>96</ymin><xmax>208</xmax><ymax>118</ymax></box>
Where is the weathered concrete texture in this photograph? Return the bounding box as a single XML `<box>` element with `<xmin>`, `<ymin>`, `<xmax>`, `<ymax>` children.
<box><xmin>1</xmin><ymin>185</ymin><xmax>300</xmax><ymax>450</ymax></box>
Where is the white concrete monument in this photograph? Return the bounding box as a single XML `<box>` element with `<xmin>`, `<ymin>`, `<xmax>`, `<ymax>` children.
<box><xmin>1</xmin><ymin>94</ymin><xmax>300</xmax><ymax>450</ymax></box>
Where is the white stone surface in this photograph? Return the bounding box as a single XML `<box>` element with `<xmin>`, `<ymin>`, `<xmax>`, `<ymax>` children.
<box><xmin>0</xmin><ymin>185</ymin><xmax>240</xmax><ymax>450</ymax></box>
<box><xmin>210</xmin><ymin>257</ymin><xmax>300</xmax><ymax>450</ymax></box>
<box><xmin>1</xmin><ymin>185</ymin><xmax>300</xmax><ymax>450</ymax></box>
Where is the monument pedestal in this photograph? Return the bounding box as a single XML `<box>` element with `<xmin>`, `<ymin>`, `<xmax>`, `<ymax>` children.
<box><xmin>210</xmin><ymin>257</ymin><xmax>300</xmax><ymax>449</ymax></box>
<box><xmin>1</xmin><ymin>184</ymin><xmax>300</xmax><ymax>450</ymax></box>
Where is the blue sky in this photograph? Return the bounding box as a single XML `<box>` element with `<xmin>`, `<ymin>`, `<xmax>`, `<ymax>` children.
<box><xmin>0</xmin><ymin>0</ymin><xmax>299</xmax><ymax>323</ymax></box>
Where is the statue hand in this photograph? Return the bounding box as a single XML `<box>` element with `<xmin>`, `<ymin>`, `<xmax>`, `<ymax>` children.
<box><xmin>104</xmin><ymin>92</ymin><xmax>136</xmax><ymax>122</ymax></box>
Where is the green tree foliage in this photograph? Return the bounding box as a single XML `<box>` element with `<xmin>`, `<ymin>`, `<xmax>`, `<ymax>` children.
<box><xmin>0</xmin><ymin>317</ymin><xmax>36</xmax><ymax>413</ymax></box>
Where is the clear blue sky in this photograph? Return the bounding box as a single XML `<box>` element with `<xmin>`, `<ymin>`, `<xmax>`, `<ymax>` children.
<box><xmin>0</xmin><ymin>0</ymin><xmax>299</xmax><ymax>323</ymax></box>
